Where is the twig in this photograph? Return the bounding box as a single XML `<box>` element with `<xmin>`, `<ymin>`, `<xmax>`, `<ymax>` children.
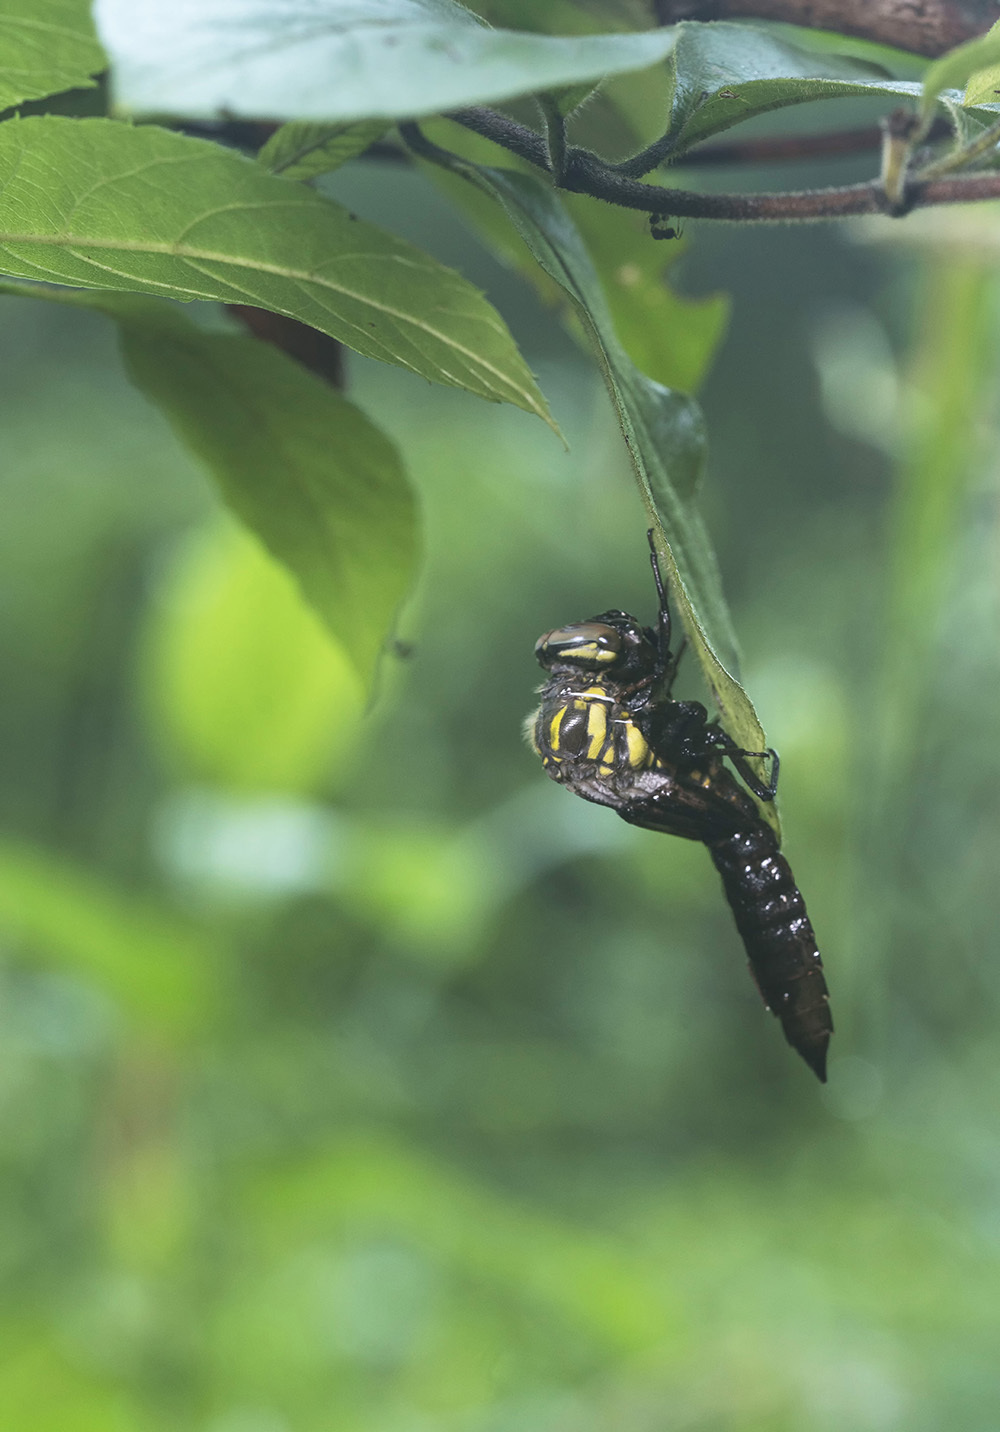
<box><xmin>438</xmin><ymin>107</ymin><xmax>1000</xmax><ymax>223</ymax></box>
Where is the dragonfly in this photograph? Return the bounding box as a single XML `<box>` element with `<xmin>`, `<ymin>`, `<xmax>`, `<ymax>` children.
<box><xmin>527</xmin><ymin>534</ymin><xmax>832</xmax><ymax>1081</ymax></box>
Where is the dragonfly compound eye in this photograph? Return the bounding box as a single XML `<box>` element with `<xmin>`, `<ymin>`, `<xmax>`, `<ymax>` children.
<box><xmin>534</xmin><ymin>622</ymin><xmax>623</xmax><ymax>670</ymax></box>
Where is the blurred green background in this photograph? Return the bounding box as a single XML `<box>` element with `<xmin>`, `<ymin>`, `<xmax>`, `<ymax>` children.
<box><xmin>1</xmin><ymin>142</ymin><xmax>999</xmax><ymax>1432</ymax></box>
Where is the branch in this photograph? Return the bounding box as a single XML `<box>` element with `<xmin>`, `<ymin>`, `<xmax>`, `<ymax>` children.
<box><xmin>651</xmin><ymin>0</ymin><xmax>1000</xmax><ymax>58</ymax></box>
<box><xmin>436</xmin><ymin>109</ymin><xmax>1000</xmax><ymax>223</ymax></box>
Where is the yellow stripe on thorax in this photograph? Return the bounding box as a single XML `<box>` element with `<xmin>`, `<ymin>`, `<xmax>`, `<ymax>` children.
<box><xmin>623</xmin><ymin>721</ymin><xmax>651</xmax><ymax>769</ymax></box>
<box><xmin>586</xmin><ymin>701</ymin><xmax>607</xmax><ymax>760</ymax></box>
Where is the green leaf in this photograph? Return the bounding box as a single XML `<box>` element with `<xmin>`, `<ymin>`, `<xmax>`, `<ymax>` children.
<box><xmin>95</xmin><ymin>0</ymin><xmax>681</xmax><ymax>122</ymax></box>
<box><xmin>922</xmin><ymin>20</ymin><xmax>1000</xmax><ymax>121</ymax></box>
<box><xmin>750</xmin><ymin>19</ymin><xmax>928</xmax><ymax>78</ymax></box>
<box><xmin>115</xmin><ymin>302</ymin><xmax>418</xmax><ymax>695</ymax></box>
<box><xmin>145</xmin><ymin>522</ymin><xmax>367</xmax><ymax>792</ymax></box>
<box><xmin>418</xmin><ymin>121</ymin><xmax>727</xmax><ymax>393</ymax></box>
<box><xmin>423</xmin><ymin>156</ymin><xmax>775</xmax><ymax>809</ymax></box>
<box><xmin>258</xmin><ymin>119</ymin><xmax>390</xmax><ymax>180</ymax></box>
<box><xmin>963</xmin><ymin>62</ymin><xmax>1000</xmax><ymax>109</ymax></box>
<box><xmin>0</xmin><ymin>279</ymin><xmax>417</xmax><ymax>695</ymax></box>
<box><xmin>0</xmin><ymin>116</ymin><xmax>554</xmax><ymax>427</ymax></box>
<box><xmin>0</xmin><ymin>0</ymin><xmax>104</xmax><ymax>110</ymax></box>
<box><xmin>0</xmin><ymin>838</ymin><xmax>221</xmax><ymax>1038</ymax></box>
<box><xmin>663</xmin><ymin>20</ymin><xmax>922</xmax><ymax>156</ymax></box>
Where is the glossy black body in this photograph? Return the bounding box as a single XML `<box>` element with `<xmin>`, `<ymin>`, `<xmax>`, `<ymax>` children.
<box><xmin>530</xmin><ymin>564</ymin><xmax>832</xmax><ymax>1082</ymax></box>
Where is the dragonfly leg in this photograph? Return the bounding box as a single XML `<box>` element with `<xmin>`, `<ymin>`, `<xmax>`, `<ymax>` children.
<box><xmin>706</xmin><ymin>729</ymin><xmax>780</xmax><ymax>801</ymax></box>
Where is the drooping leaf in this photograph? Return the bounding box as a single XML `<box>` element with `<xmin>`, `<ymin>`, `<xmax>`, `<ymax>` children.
<box><xmin>0</xmin><ymin>0</ymin><xmax>104</xmax><ymax>110</ymax></box>
<box><xmin>0</xmin><ymin>116</ymin><xmax>554</xmax><ymax>427</ymax></box>
<box><xmin>662</xmin><ymin>20</ymin><xmax>923</xmax><ymax>156</ymax></box>
<box><xmin>418</xmin><ymin>155</ymin><xmax>775</xmax><ymax>811</ymax></box>
<box><xmin>95</xmin><ymin>0</ymin><xmax>681</xmax><ymax>123</ymax></box>
<box><xmin>258</xmin><ymin>119</ymin><xmax>390</xmax><ymax>179</ymax></box>
<box><xmin>0</xmin><ymin>281</ymin><xmax>419</xmax><ymax>695</ymax></box>
<box><xmin>115</xmin><ymin>305</ymin><xmax>418</xmax><ymax>695</ymax></box>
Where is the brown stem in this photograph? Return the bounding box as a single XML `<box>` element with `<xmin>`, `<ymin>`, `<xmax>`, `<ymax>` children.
<box><xmin>570</xmin><ymin>157</ymin><xmax>1000</xmax><ymax>221</ymax></box>
<box><xmin>420</xmin><ymin>113</ymin><xmax>1000</xmax><ymax>223</ymax></box>
<box><xmin>651</xmin><ymin>0</ymin><xmax>1000</xmax><ymax>58</ymax></box>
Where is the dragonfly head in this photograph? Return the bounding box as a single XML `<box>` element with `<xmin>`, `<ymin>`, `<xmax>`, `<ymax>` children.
<box><xmin>534</xmin><ymin>611</ymin><xmax>656</xmax><ymax>678</ymax></box>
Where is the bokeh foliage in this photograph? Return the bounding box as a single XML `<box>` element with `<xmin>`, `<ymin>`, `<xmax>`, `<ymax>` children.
<box><xmin>1</xmin><ymin>1</ymin><xmax>1000</xmax><ymax>1429</ymax></box>
<box><xmin>2</xmin><ymin>165</ymin><xmax>1000</xmax><ymax>1426</ymax></box>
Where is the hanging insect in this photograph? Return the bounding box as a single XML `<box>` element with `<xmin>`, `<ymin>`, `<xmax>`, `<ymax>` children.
<box><xmin>649</xmin><ymin>210</ymin><xmax>684</xmax><ymax>241</ymax></box>
<box><xmin>527</xmin><ymin>533</ymin><xmax>832</xmax><ymax>1081</ymax></box>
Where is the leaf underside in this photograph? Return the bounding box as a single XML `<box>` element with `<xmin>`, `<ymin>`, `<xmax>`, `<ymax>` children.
<box><xmin>0</xmin><ymin>115</ymin><xmax>555</xmax><ymax>429</ymax></box>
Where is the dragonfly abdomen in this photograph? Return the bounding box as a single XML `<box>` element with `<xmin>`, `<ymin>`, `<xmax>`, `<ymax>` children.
<box><xmin>708</xmin><ymin>826</ymin><xmax>832</xmax><ymax>1082</ymax></box>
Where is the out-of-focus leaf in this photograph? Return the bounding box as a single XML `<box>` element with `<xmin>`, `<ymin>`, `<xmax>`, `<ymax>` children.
<box><xmin>0</xmin><ymin>839</ymin><xmax>220</xmax><ymax>1037</ymax></box>
<box><xmin>662</xmin><ymin>21</ymin><xmax>922</xmax><ymax>156</ymax></box>
<box><xmin>0</xmin><ymin>118</ymin><xmax>555</xmax><ymax>427</ymax></box>
<box><xmin>0</xmin><ymin>1331</ymin><xmax>140</xmax><ymax>1432</ymax></box>
<box><xmin>563</xmin><ymin>195</ymin><xmax>728</xmax><ymax>394</ymax></box>
<box><xmin>922</xmin><ymin>20</ymin><xmax>1000</xmax><ymax>121</ymax></box>
<box><xmin>241</xmin><ymin>1133</ymin><xmax>676</xmax><ymax>1352</ymax></box>
<box><xmin>117</xmin><ymin>310</ymin><xmax>418</xmax><ymax>696</ymax></box>
<box><xmin>0</xmin><ymin>0</ymin><xmax>104</xmax><ymax>110</ymax></box>
<box><xmin>601</xmin><ymin>54</ymin><xmax>676</xmax><ymax>153</ymax></box>
<box><xmin>145</xmin><ymin>522</ymin><xmax>365</xmax><ymax>793</ymax></box>
<box><xmin>258</xmin><ymin>119</ymin><xmax>390</xmax><ymax>179</ymax></box>
<box><xmin>752</xmin><ymin>20</ymin><xmax>927</xmax><ymax>77</ymax></box>
<box><xmin>883</xmin><ymin>260</ymin><xmax>995</xmax><ymax>758</ymax></box>
<box><xmin>422</xmin><ymin>158</ymin><xmax>775</xmax><ymax>810</ymax></box>
<box><xmin>963</xmin><ymin>63</ymin><xmax>1000</xmax><ymax>108</ymax></box>
<box><xmin>95</xmin><ymin>0</ymin><xmax>682</xmax><ymax>122</ymax></box>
